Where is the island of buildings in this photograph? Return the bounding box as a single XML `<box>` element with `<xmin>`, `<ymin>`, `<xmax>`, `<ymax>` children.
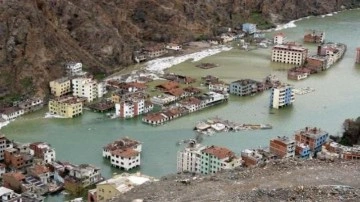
<box><xmin>102</xmin><ymin>137</ymin><xmax>142</xmax><ymax>171</ymax></box>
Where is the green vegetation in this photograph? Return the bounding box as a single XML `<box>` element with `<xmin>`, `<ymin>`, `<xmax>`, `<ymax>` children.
<box><xmin>330</xmin><ymin>117</ymin><xmax>360</xmax><ymax>146</ymax></box>
<box><xmin>232</xmin><ymin>11</ymin><xmax>275</xmax><ymax>30</ymax></box>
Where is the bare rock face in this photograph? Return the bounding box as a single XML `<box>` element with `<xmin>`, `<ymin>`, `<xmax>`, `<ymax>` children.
<box><xmin>0</xmin><ymin>0</ymin><xmax>358</xmax><ymax>97</ymax></box>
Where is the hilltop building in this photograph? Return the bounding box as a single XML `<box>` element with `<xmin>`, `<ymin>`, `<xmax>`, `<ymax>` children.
<box><xmin>270</xmin><ymin>84</ymin><xmax>295</xmax><ymax>109</ymax></box>
<box><xmin>72</xmin><ymin>77</ymin><xmax>107</xmax><ymax>102</ymax></box>
<box><xmin>294</xmin><ymin>127</ymin><xmax>328</xmax><ymax>153</ymax></box>
<box><xmin>49</xmin><ymin>77</ymin><xmax>71</xmax><ymax>97</ymax></box>
<box><xmin>177</xmin><ymin>140</ymin><xmax>206</xmax><ymax>173</ymax></box>
<box><xmin>269</xmin><ymin>136</ymin><xmax>295</xmax><ymax>158</ymax></box>
<box><xmin>87</xmin><ymin>173</ymin><xmax>156</xmax><ymax>202</ymax></box>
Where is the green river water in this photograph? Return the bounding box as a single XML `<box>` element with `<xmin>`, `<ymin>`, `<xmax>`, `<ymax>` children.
<box><xmin>1</xmin><ymin>9</ymin><xmax>360</xmax><ymax>201</ymax></box>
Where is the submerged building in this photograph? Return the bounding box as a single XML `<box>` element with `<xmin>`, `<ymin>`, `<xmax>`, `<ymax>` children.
<box><xmin>270</xmin><ymin>84</ymin><xmax>295</xmax><ymax>109</ymax></box>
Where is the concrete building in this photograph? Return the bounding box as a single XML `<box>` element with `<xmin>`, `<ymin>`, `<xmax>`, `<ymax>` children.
<box><xmin>27</xmin><ymin>165</ymin><xmax>51</xmax><ymax>185</ymax></box>
<box><xmin>72</xmin><ymin>77</ymin><xmax>106</xmax><ymax>102</ymax></box>
<box><xmin>242</xmin><ymin>23</ymin><xmax>256</xmax><ymax>34</ymax></box>
<box><xmin>48</xmin><ymin>96</ymin><xmax>83</xmax><ymax>118</ymax></box>
<box><xmin>0</xmin><ymin>107</ymin><xmax>25</xmax><ymax>121</ymax></box>
<box><xmin>115</xmin><ymin>98</ymin><xmax>153</xmax><ymax>119</ymax></box>
<box><xmin>356</xmin><ymin>48</ymin><xmax>360</xmax><ymax>64</ymax></box>
<box><xmin>317</xmin><ymin>43</ymin><xmax>346</xmax><ymax>65</ymax></box>
<box><xmin>296</xmin><ymin>143</ymin><xmax>311</xmax><ymax>159</ymax></box>
<box><xmin>199</xmin><ymin>145</ymin><xmax>241</xmax><ymax>174</ymax></box>
<box><xmin>304</xmin><ymin>30</ymin><xmax>325</xmax><ymax>43</ymax></box>
<box><xmin>0</xmin><ymin>135</ymin><xmax>13</xmax><ymax>161</ymax></box>
<box><xmin>17</xmin><ymin>97</ymin><xmax>44</xmax><ymax>114</ymax></box>
<box><xmin>0</xmin><ymin>163</ymin><xmax>5</xmax><ymax>178</ymax></box>
<box><xmin>270</xmin><ymin>84</ymin><xmax>295</xmax><ymax>109</ymax></box>
<box><xmin>103</xmin><ymin>137</ymin><xmax>142</xmax><ymax>171</ymax></box>
<box><xmin>29</xmin><ymin>142</ymin><xmax>56</xmax><ymax>163</ymax></box>
<box><xmin>294</xmin><ymin>127</ymin><xmax>329</xmax><ymax>153</ymax></box>
<box><xmin>229</xmin><ymin>79</ymin><xmax>260</xmax><ymax>96</ymax></box>
<box><xmin>49</xmin><ymin>77</ymin><xmax>71</xmax><ymax>97</ymax></box>
<box><xmin>208</xmin><ymin>81</ymin><xmax>229</xmax><ymax>93</ymax></box>
<box><xmin>165</xmin><ymin>43</ymin><xmax>182</xmax><ymax>51</ymax></box>
<box><xmin>87</xmin><ymin>172</ymin><xmax>156</xmax><ymax>202</ymax></box>
<box><xmin>273</xmin><ymin>33</ymin><xmax>285</xmax><ymax>45</ymax></box>
<box><xmin>0</xmin><ymin>186</ymin><xmax>22</xmax><ymax>202</ymax></box>
<box><xmin>66</xmin><ymin>62</ymin><xmax>84</xmax><ymax>76</ymax></box>
<box><xmin>269</xmin><ymin>136</ymin><xmax>295</xmax><ymax>158</ymax></box>
<box><xmin>4</xmin><ymin>145</ymin><xmax>34</xmax><ymax>170</ymax></box>
<box><xmin>177</xmin><ymin>140</ymin><xmax>206</xmax><ymax>173</ymax></box>
<box><xmin>271</xmin><ymin>43</ymin><xmax>308</xmax><ymax>65</ymax></box>
<box><xmin>64</xmin><ymin>164</ymin><xmax>102</xmax><ymax>195</ymax></box>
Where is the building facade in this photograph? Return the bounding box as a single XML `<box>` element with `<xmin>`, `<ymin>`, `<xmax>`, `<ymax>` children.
<box><xmin>294</xmin><ymin>127</ymin><xmax>329</xmax><ymax>153</ymax></box>
<box><xmin>66</xmin><ymin>62</ymin><xmax>84</xmax><ymax>76</ymax></box>
<box><xmin>229</xmin><ymin>79</ymin><xmax>259</xmax><ymax>96</ymax></box>
<box><xmin>270</xmin><ymin>84</ymin><xmax>295</xmax><ymax>109</ymax></box>
<box><xmin>273</xmin><ymin>33</ymin><xmax>285</xmax><ymax>45</ymax></box>
<box><xmin>49</xmin><ymin>77</ymin><xmax>71</xmax><ymax>97</ymax></box>
<box><xmin>177</xmin><ymin>140</ymin><xmax>206</xmax><ymax>173</ymax></box>
<box><xmin>48</xmin><ymin>97</ymin><xmax>83</xmax><ymax>118</ymax></box>
<box><xmin>0</xmin><ymin>186</ymin><xmax>22</xmax><ymax>202</ymax></box>
<box><xmin>199</xmin><ymin>145</ymin><xmax>241</xmax><ymax>174</ymax></box>
<box><xmin>271</xmin><ymin>44</ymin><xmax>308</xmax><ymax>65</ymax></box>
<box><xmin>0</xmin><ymin>134</ymin><xmax>14</xmax><ymax>161</ymax></box>
<box><xmin>29</xmin><ymin>142</ymin><xmax>56</xmax><ymax>163</ymax></box>
<box><xmin>103</xmin><ymin>138</ymin><xmax>142</xmax><ymax>171</ymax></box>
<box><xmin>0</xmin><ymin>107</ymin><xmax>25</xmax><ymax>121</ymax></box>
<box><xmin>269</xmin><ymin>136</ymin><xmax>295</xmax><ymax>158</ymax></box>
<box><xmin>72</xmin><ymin>77</ymin><xmax>106</xmax><ymax>102</ymax></box>
<box><xmin>115</xmin><ymin>98</ymin><xmax>153</xmax><ymax>119</ymax></box>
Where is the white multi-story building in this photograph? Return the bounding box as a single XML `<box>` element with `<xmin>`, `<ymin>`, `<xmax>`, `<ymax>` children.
<box><xmin>271</xmin><ymin>44</ymin><xmax>308</xmax><ymax>65</ymax></box>
<box><xmin>0</xmin><ymin>107</ymin><xmax>24</xmax><ymax>121</ymax></box>
<box><xmin>110</xmin><ymin>148</ymin><xmax>141</xmax><ymax>171</ymax></box>
<box><xmin>270</xmin><ymin>84</ymin><xmax>295</xmax><ymax>109</ymax></box>
<box><xmin>115</xmin><ymin>99</ymin><xmax>153</xmax><ymax>118</ymax></box>
<box><xmin>273</xmin><ymin>33</ymin><xmax>285</xmax><ymax>45</ymax></box>
<box><xmin>0</xmin><ymin>135</ymin><xmax>13</xmax><ymax>161</ymax></box>
<box><xmin>103</xmin><ymin>138</ymin><xmax>142</xmax><ymax>171</ymax></box>
<box><xmin>68</xmin><ymin>164</ymin><xmax>102</xmax><ymax>187</ymax></box>
<box><xmin>30</xmin><ymin>142</ymin><xmax>56</xmax><ymax>163</ymax></box>
<box><xmin>97</xmin><ymin>82</ymin><xmax>107</xmax><ymax>98</ymax></box>
<box><xmin>0</xmin><ymin>186</ymin><xmax>22</xmax><ymax>202</ymax></box>
<box><xmin>66</xmin><ymin>62</ymin><xmax>84</xmax><ymax>76</ymax></box>
<box><xmin>177</xmin><ymin>140</ymin><xmax>206</xmax><ymax>173</ymax></box>
<box><xmin>72</xmin><ymin>77</ymin><xmax>107</xmax><ymax>102</ymax></box>
<box><xmin>165</xmin><ymin>43</ymin><xmax>182</xmax><ymax>51</ymax></box>
<box><xmin>202</xmin><ymin>91</ymin><xmax>228</xmax><ymax>106</ymax></box>
<box><xmin>208</xmin><ymin>81</ymin><xmax>229</xmax><ymax>93</ymax></box>
<box><xmin>150</xmin><ymin>94</ymin><xmax>177</xmax><ymax>105</ymax></box>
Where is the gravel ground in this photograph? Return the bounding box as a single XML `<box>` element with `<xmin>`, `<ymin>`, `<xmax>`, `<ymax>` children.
<box><xmin>112</xmin><ymin>159</ymin><xmax>360</xmax><ymax>202</ymax></box>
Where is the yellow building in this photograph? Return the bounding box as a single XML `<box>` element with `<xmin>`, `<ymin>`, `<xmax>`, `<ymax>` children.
<box><xmin>88</xmin><ymin>173</ymin><xmax>156</xmax><ymax>202</ymax></box>
<box><xmin>111</xmin><ymin>92</ymin><xmax>121</xmax><ymax>103</ymax></box>
<box><xmin>49</xmin><ymin>77</ymin><xmax>71</xmax><ymax>97</ymax></box>
<box><xmin>48</xmin><ymin>97</ymin><xmax>83</xmax><ymax>118</ymax></box>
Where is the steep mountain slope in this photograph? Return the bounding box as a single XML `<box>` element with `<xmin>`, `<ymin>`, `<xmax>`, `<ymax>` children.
<box><xmin>0</xmin><ymin>0</ymin><xmax>359</xmax><ymax>98</ymax></box>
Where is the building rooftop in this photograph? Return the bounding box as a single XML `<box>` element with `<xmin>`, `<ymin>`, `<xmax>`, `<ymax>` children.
<box><xmin>99</xmin><ymin>173</ymin><xmax>155</xmax><ymax>194</ymax></box>
<box><xmin>231</xmin><ymin>79</ymin><xmax>259</xmax><ymax>86</ymax></box>
<box><xmin>165</xmin><ymin>88</ymin><xmax>184</xmax><ymax>97</ymax></box>
<box><xmin>296</xmin><ymin>127</ymin><xmax>328</xmax><ymax>139</ymax></box>
<box><xmin>202</xmin><ymin>145</ymin><xmax>234</xmax><ymax>159</ymax></box>
<box><xmin>271</xmin><ymin>136</ymin><xmax>295</xmax><ymax>145</ymax></box>
<box><xmin>0</xmin><ymin>186</ymin><xmax>14</xmax><ymax>195</ymax></box>
<box><xmin>0</xmin><ymin>107</ymin><xmax>23</xmax><ymax>115</ymax></box>
<box><xmin>51</xmin><ymin>96</ymin><xmax>84</xmax><ymax>104</ymax></box>
<box><xmin>104</xmin><ymin>137</ymin><xmax>141</xmax><ymax>151</ymax></box>
<box><xmin>52</xmin><ymin>77</ymin><xmax>70</xmax><ymax>83</ymax></box>
<box><xmin>273</xmin><ymin>43</ymin><xmax>308</xmax><ymax>52</ymax></box>
<box><xmin>111</xmin><ymin>148</ymin><xmax>139</xmax><ymax>158</ymax></box>
<box><xmin>156</xmin><ymin>81</ymin><xmax>179</xmax><ymax>91</ymax></box>
<box><xmin>143</xmin><ymin>112</ymin><xmax>167</xmax><ymax>122</ymax></box>
<box><xmin>4</xmin><ymin>172</ymin><xmax>25</xmax><ymax>181</ymax></box>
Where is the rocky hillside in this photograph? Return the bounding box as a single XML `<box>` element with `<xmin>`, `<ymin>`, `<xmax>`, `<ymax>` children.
<box><xmin>0</xmin><ymin>0</ymin><xmax>359</xmax><ymax>98</ymax></box>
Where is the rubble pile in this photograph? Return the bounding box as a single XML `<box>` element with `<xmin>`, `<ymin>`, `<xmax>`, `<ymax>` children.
<box><xmin>117</xmin><ymin>159</ymin><xmax>360</xmax><ymax>201</ymax></box>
